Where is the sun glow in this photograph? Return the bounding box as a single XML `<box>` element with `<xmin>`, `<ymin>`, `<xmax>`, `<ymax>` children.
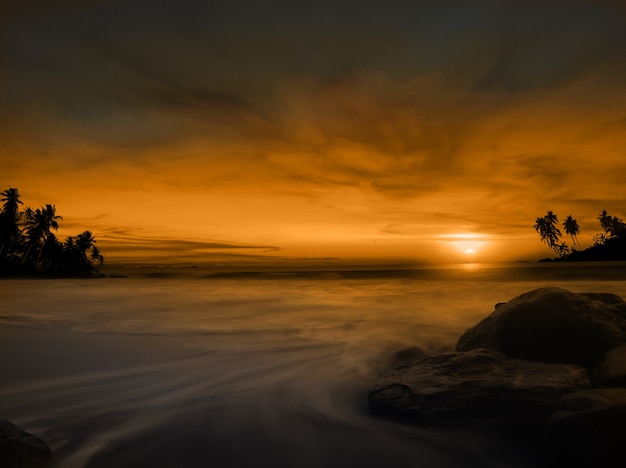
<box><xmin>438</xmin><ymin>233</ymin><xmax>490</xmax><ymax>260</ymax></box>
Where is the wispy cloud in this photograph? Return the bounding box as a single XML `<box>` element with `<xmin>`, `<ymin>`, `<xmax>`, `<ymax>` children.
<box><xmin>2</xmin><ymin>0</ymin><xmax>625</xmax><ymax>262</ymax></box>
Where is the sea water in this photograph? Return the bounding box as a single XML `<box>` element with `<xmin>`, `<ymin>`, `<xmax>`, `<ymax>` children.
<box><xmin>1</xmin><ymin>263</ymin><xmax>626</xmax><ymax>467</ymax></box>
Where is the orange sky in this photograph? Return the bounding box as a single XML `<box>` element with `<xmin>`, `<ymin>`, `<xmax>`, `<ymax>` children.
<box><xmin>2</xmin><ymin>1</ymin><xmax>626</xmax><ymax>266</ymax></box>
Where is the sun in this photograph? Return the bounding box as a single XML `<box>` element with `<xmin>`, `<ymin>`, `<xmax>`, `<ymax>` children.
<box><xmin>438</xmin><ymin>233</ymin><xmax>490</xmax><ymax>260</ymax></box>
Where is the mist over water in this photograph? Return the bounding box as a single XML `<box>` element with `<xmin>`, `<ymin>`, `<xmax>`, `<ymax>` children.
<box><xmin>1</xmin><ymin>264</ymin><xmax>626</xmax><ymax>467</ymax></box>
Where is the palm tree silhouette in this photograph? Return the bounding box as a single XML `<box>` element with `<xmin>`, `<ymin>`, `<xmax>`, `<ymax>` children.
<box><xmin>75</xmin><ymin>231</ymin><xmax>96</xmax><ymax>269</ymax></box>
<box><xmin>23</xmin><ymin>204</ymin><xmax>63</xmax><ymax>269</ymax></box>
<box><xmin>76</xmin><ymin>231</ymin><xmax>95</xmax><ymax>251</ymax></box>
<box><xmin>1</xmin><ymin>188</ymin><xmax>23</xmax><ymax>214</ymax></box>
<box><xmin>0</xmin><ymin>188</ymin><xmax>24</xmax><ymax>258</ymax></box>
<box><xmin>62</xmin><ymin>231</ymin><xmax>102</xmax><ymax>275</ymax></box>
<box><xmin>598</xmin><ymin>210</ymin><xmax>626</xmax><ymax>239</ymax></box>
<box><xmin>598</xmin><ymin>210</ymin><xmax>612</xmax><ymax>235</ymax></box>
<box><xmin>563</xmin><ymin>215</ymin><xmax>581</xmax><ymax>251</ymax></box>
<box><xmin>23</xmin><ymin>206</ymin><xmax>35</xmax><ymax>225</ymax></box>
<box><xmin>534</xmin><ymin>216</ymin><xmax>547</xmax><ymax>238</ymax></box>
<box><xmin>1</xmin><ymin>186</ymin><xmax>105</xmax><ymax>277</ymax></box>
<box><xmin>534</xmin><ymin>211</ymin><xmax>567</xmax><ymax>257</ymax></box>
<box><xmin>90</xmin><ymin>246</ymin><xmax>104</xmax><ymax>266</ymax></box>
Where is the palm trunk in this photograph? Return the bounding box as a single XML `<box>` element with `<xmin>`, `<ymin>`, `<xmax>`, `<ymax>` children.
<box><xmin>35</xmin><ymin>232</ymin><xmax>50</xmax><ymax>271</ymax></box>
<box><xmin>21</xmin><ymin>239</ymin><xmax>39</xmax><ymax>268</ymax></box>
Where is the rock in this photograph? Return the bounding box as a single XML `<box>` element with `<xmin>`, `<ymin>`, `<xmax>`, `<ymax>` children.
<box><xmin>456</xmin><ymin>288</ymin><xmax>626</xmax><ymax>369</ymax></box>
<box><xmin>0</xmin><ymin>420</ymin><xmax>53</xmax><ymax>467</ymax></box>
<box><xmin>369</xmin><ymin>288</ymin><xmax>626</xmax><ymax>466</ymax></box>
<box><xmin>368</xmin><ymin>348</ymin><xmax>590</xmax><ymax>430</ymax></box>
<box><xmin>386</xmin><ymin>346</ymin><xmax>428</xmax><ymax>369</ymax></box>
<box><xmin>579</xmin><ymin>292</ymin><xmax>625</xmax><ymax>305</ymax></box>
<box><xmin>544</xmin><ymin>388</ymin><xmax>626</xmax><ymax>467</ymax></box>
<box><xmin>612</xmin><ymin>301</ymin><xmax>626</xmax><ymax>317</ymax></box>
<box><xmin>594</xmin><ymin>344</ymin><xmax>626</xmax><ymax>386</ymax></box>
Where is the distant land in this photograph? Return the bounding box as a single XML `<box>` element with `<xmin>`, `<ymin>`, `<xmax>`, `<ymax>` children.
<box><xmin>539</xmin><ymin>235</ymin><xmax>626</xmax><ymax>263</ymax></box>
<box><xmin>0</xmin><ymin>187</ymin><xmax>103</xmax><ymax>277</ymax></box>
<box><xmin>535</xmin><ymin>210</ymin><xmax>626</xmax><ymax>263</ymax></box>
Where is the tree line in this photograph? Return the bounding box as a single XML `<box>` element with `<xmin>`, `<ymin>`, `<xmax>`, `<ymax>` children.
<box><xmin>534</xmin><ymin>210</ymin><xmax>626</xmax><ymax>261</ymax></box>
<box><xmin>0</xmin><ymin>187</ymin><xmax>104</xmax><ymax>277</ymax></box>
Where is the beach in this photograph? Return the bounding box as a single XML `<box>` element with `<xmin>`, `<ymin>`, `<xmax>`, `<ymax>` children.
<box><xmin>2</xmin><ymin>263</ymin><xmax>626</xmax><ymax>467</ymax></box>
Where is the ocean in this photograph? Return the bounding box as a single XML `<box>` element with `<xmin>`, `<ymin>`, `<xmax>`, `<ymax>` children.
<box><xmin>1</xmin><ymin>263</ymin><xmax>626</xmax><ymax>467</ymax></box>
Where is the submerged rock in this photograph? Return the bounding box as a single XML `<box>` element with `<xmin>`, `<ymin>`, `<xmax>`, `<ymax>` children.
<box><xmin>368</xmin><ymin>348</ymin><xmax>590</xmax><ymax>429</ymax></box>
<box><xmin>456</xmin><ymin>287</ymin><xmax>626</xmax><ymax>369</ymax></box>
<box><xmin>0</xmin><ymin>420</ymin><xmax>53</xmax><ymax>467</ymax></box>
<box><xmin>544</xmin><ymin>388</ymin><xmax>626</xmax><ymax>467</ymax></box>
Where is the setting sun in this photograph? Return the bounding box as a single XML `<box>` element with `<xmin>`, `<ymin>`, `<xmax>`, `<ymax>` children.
<box><xmin>436</xmin><ymin>233</ymin><xmax>491</xmax><ymax>260</ymax></box>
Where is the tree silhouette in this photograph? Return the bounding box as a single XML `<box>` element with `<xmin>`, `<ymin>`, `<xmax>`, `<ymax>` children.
<box><xmin>0</xmin><ymin>187</ymin><xmax>104</xmax><ymax>277</ymax></box>
<box><xmin>90</xmin><ymin>246</ymin><xmax>104</xmax><ymax>266</ymax></box>
<box><xmin>563</xmin><ymin>215</ymin><xmax>581</xmax><ymax>251</ymax></box>
<box><xmin>597</xmin><ymin>210</ymin><xmax>626</xmax><ymax>240</ymax></box>
<box><xmin>598</xmin><ymin>210</ymin><xmax>612</xmax><ymax>239</ymax></box>
<box><xmin>23</xmin><ymin>204</ymin><xmax>63</xmax><ymax>269</ymax></box>
<box><xmin>0</xmin><ymin>188</ymin><xmax>24</xmax><ymax>260</ymax></box>
<box><xmin>72</xmin><ymin>231</ymin><xmax>100</xmax><ymax>275</ymax></box>
<box><xmin>534</xmin><ymin>211</ymin><xmax>568</xmax><ymax>257</ymax></box>
<box><xmin>1</xmin><ymin>188</ymin><xmax>23</xmax><ymax>214</ymax></box>
<box><xmin>535</xmin><ymin>209</ymin><xmax>626</xmax><ymax>261</ymax></box>
<box><xmin>23</xmin><ymin>206</ymin><xmax>35</xmax><ymax>224</ymax></box>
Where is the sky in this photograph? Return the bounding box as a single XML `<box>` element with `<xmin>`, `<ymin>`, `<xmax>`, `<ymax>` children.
<box><xmin>1</xmin><ymin>0</ymin><xmax>626</xmax><ymax>266</ymax></box>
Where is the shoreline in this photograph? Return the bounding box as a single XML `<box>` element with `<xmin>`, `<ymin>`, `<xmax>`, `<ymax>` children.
<box><xmin>3</xmin><ymin>260</ymin><xmax>626</xmax><ymax>283</ymax></box>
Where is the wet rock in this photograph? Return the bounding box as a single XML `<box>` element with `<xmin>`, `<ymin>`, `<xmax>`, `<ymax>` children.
<box><xmin>0</xmin><ymin>420</ymin><xmax>53</xmax><ymax>467</ymax></box>
<box><xmin>386</xmin><ymin>346</ymin><xmax>428</xmax><ymax>368</ymax></box>
<box><xmin>579</xmin><ymin>292</ymin><xmax>625</xmax><ymax>305</ymax></box>
<box><xmin>612</xmin><ymin>301</ymin><xmax>626</xmax><ymax>318</ymax></box>
<box><xmin>456</xmin><ymin>288</ymin><xmax>626</xmax><ymax>369</ymax></box>
<box><xmin>370</xmin><ymin>288</ymin><xmax>626</xmax><ymax>466</ymax></box>
<box><xmin>544</xmin><ymin>388</ymin><xmax>626</xmax><ymax>467</ymax></box>
<box><xmin>368</xmin><ymin>348</ymin><xmax>590</xmax><ymax>430</ymax></box>
<box><xmin>594</xmin><ymin>344</ymin><xmax>626</xmax><ymax>386</ymax></box>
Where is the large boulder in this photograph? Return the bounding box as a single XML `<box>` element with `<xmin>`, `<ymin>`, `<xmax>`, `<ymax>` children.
<box><xmin>368</xmin><ymin>348</ymin><xmax>590</xmax><ymax>430</ymax></box>
<box><xmin>544</xmin><ymin>388</ymin><xmax>626</xmax><ymax>467</ymax></box>
<box><xmin>579</xmin><ymin>292</ymin><xmax>626</xmax><ymax>305</ymax></box>
<box><xmin>0</xmin><ymin>420</ymin><xmax>53</xmax><ymax>467</ymax></box>
<box><xmin>370</xmin><ymin>288</ymin><xmax>626</xmax><ymax>466</ymax></box>
<box><xmin>456</xmin><ymin>288</ymin><xmax>626</xmax><ymax>368</ymax></box>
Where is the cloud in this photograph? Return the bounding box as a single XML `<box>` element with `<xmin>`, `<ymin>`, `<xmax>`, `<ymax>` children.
<box><xmin>4</xmin><ymin>65</ymin><xmax>625</xmax><ymax>233</ymax></box>
<box><xmin>66</xmin><ymin>228</ymin><xmax>282</xmax><ymax>264</ymax></box>
<box><xmin>2</xmin><ymin>0</ymin><xmax>625</xmax><ymax>262</ymax></box>
<box><xmin>0</xmin><ymin>0</ymin><xmax>102</xmax><ymax>23</ymax></box>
